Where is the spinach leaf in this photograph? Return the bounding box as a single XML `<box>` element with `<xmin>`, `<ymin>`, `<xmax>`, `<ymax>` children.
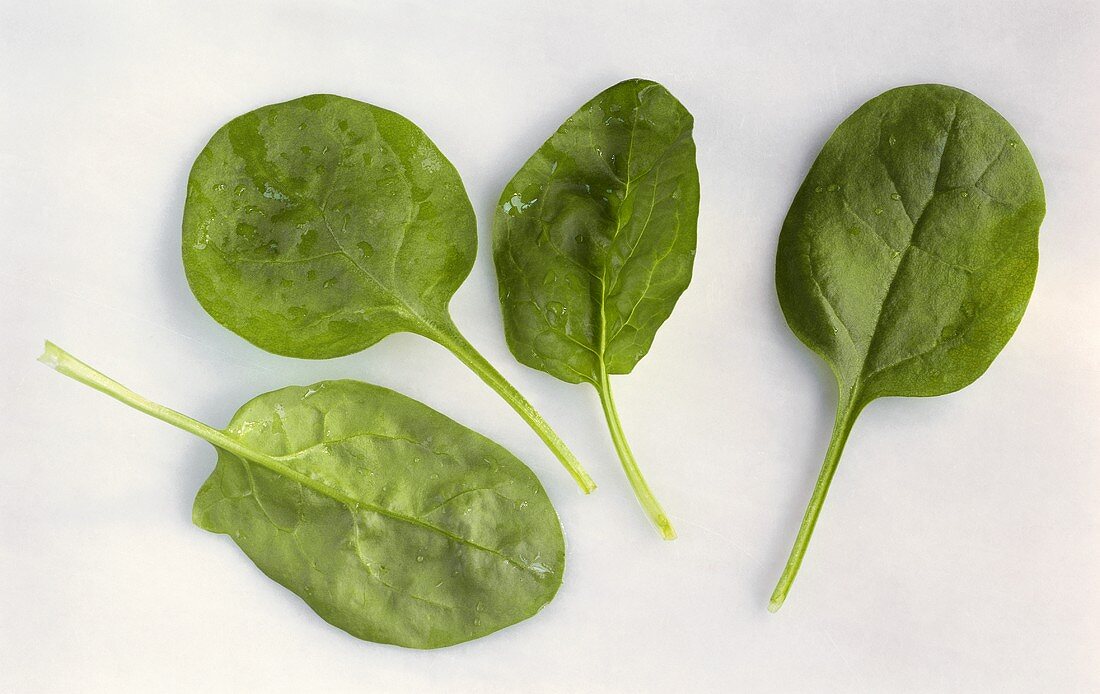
<box><xmin>492</xmin><ymin>79</ymin><xmax>699</xmax><ymax>539</ymax></box>
<box><xmin>40</xmin><ymin>342</ymin><xmax>565</xmax><ymax>648</ymax></box>
<box><xmin>182</xmin><ymin>94</ymin><xmax>594</xmax><ymax>493</ymax></box>
<box><xmin>772</xmin><ymin>84</ymin><xmax>1045</xmax><ymax>610</ymax></box>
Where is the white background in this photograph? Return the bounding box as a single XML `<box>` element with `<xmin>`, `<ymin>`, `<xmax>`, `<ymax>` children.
<box><xmin>2</xmin><ymin>1</ymin><xmax>1097</xmax><ymax>691</ymax></box>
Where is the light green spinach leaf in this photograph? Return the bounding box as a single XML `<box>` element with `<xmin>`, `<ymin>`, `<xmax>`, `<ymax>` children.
<box><xmin>493</xmin><ymin>79</ymin><xmax>699</xmax><ymax>539</ymax></box>
<box><xmin>40</xmin><ymin>342</ymin><xmax>565</xmax><ymax>648</ymax></box>
<box><xmin>183</xmin><ymin>94</ymin><xmax>594</xmax><ymax>492</ymax></box>
<box><xmin>772</xmin><ymin>84</ymin><xmax>1045</xmax><ymax>610</ymax></box>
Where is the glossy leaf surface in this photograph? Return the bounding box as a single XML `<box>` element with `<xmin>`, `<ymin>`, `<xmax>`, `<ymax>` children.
<box><xmin>182</xmin><ymin>94</ymin><xmax>593</xmax><ymax>492</ymax></box>
<box><xmin>42</xmin><ymin>343</ymin><xmax>565</xmax><ymax>649</ymax></box>
<box><xmin>183</xmin><ymin>93</ymin><xmax>475</xmax><ymax>358</ymax></box>
<box><xmin>771</xmin><ymin>84</ymin><xmax>1045</xmax><ymax>610</ymax></box>
<box><xmin>494</xmin><ymin>78</ymin><xmax>698</xmax><ymax>383</ymax></box>
<box><xmin>493</xmin><ymin>79</ymin><xmax>699</xmax><ymax>538</ymax></box>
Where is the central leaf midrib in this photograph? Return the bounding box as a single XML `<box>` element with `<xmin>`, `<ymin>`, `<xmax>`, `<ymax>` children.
<box><xmin>596</xmin><ymin>105</ymin><xmax>640</xmax><ymax>374</ymax></box>
<box><xmin>852</xmin><ymin>102</ymin><xmax>959</xmax><ymax>394</ymax></box>
<box><xmin>227</xmin><ymin>433</ymin><xmax>538</xmax><ymax>576</ymax></box>
<box><xmin>316</xmin><ymin>159</ymin><xmax>443</xmax><ymax>334</ymax></box>
<box><xmin>597</xmin><ymin>121</ymin><xmax>691</xmax><ymax>365</ymax></box>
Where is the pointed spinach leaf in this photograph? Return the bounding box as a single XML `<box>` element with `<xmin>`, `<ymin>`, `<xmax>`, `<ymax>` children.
<box><xmin>493</xmin><ymin>79</ymin><xmax>699</xmax><ymax>538</ymax></box>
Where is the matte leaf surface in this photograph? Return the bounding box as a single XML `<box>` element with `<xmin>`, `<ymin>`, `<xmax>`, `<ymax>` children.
<box><xmin>493</xmin><ymin>79</ymin><xmax>699</xmax><ymax>538</ymax></box>
<box><xmin>41</xmin><ymin>343</ymin><xmax>565</xmax><ymax>649</ymax></box>
<box><xmin>771</xmin><ymin>84</ymin><xmax>1045</xmax><ymax>610</ymax></box>
<box><xmin>183</xmin><ymin>94</ymin><xmax>593</xmax><ymax>492</ymax></box>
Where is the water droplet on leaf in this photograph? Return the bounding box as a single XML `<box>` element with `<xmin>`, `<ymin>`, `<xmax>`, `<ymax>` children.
<box><xmin>546</xmin><ymin>301</ymin><xmax>566</xmax><ymax>327</ymax></box>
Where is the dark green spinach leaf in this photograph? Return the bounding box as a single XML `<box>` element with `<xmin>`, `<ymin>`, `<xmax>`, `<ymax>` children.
<box><xmin>772</xmin><ymin>84</ymin><xmax>1045</xmax><ymax>610</ymax></box>
<box><xmin>493</xmin><ymin>79</ymin><xmax>699</xmax><ymax>538</ymax></box>
<box><xmin>41</xmin><ymin>342</ymin><xmax>565</xmax><ymax>648</ymax></box>
<box><xmin>183</xmin><ymin>94</ymin><xmax>594</xmax><ymax>492</ymax></box>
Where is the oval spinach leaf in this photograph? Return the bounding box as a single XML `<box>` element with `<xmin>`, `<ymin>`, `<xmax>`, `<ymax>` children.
<box><xmin>493</xmin><ymin>79</ymin><xmax>699</xmax><ymax>539</ymax></box>
<box><xmin>40</xmin><ymin>342</ymin><xmax>565</xmax><ymax>649</ymax></box>
<box><xmin>772</xmin><ymin>84</ymin><xmax>1045</xmax><ymax>610</ymax></box>
<box><xmin>183</xmin><ymin>94</ymin><xmax>594</xmax><ymax>493</ymax></box>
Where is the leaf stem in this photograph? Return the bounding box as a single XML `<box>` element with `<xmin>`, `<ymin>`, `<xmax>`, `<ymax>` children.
<box><xmin>769</xmin><ymin>393</ymin><xmax>861</xmax><ymax>612</ymax></box>
<box><xmin>427</xmin><ymin>321</ymin><xmax>596</xmax><ymax>494</ymax></box>
<box><xmin>37</xmin><ymin>341</ymin><xmax>358</xmax><ymax>506</ymax></box>
<box><xmin>596</xmin><ymin>367</ymin><xmax>676</xmax><ymax>540</ymax></box>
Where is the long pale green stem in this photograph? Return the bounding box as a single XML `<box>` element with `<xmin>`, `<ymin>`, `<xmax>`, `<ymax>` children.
<box><xmin>428</xmin><ymin>320</ymin><xmax>596</xmax><ymax>494</ymax></box>
<box><xmin>596</xmin><ymin>367</ymin><xmax>675</xmax><ymax>540</ymax></box>
<box><xmin>38</xmin><ymin>341</ymin><xmax>357</xmax><ymax>506</ymax></box>
<box><xmin>769</xmin><ymin>394</ymin><xmax>861</xmax><ymax>612</ymax></box>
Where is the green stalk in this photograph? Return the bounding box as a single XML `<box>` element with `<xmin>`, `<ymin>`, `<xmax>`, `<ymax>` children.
<box><xmin>769</xmin><ymin>394</ymin><xmax>860</xmax><ymax>611</ymax></box>
<box><xmin>37</xmin><ymin>341</ymin><xmax>357</xmax><ymax>505</ymax></box>
<box><xmin>428</xmin><ymin>320</ymin><xmax>596</xmax><ymax>494</ymax></box>
<box><xmin>596</xmin><ymin>366</ymin><xmax>675</xmax><ymax>540</ymax></box>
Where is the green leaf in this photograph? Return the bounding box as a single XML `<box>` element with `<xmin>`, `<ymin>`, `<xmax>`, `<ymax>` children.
<box><xmin>40</xmin><ymin>342</ymin><xmax>565</xmax><ymax>649</ymax></box>
<box><xmin>493</xmin><ymin>79</ymin><xmax>699</xmax><ymax>538</ymax></box>
<box><xmin>182</xmin><ymin>94</ymin><xmax>594</xmax><ymax>492</ymax></box>
<box><xmin>771</xmin><ymin>84</ymin><xmax>1045</xmax><ymax>610</ymax></box>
